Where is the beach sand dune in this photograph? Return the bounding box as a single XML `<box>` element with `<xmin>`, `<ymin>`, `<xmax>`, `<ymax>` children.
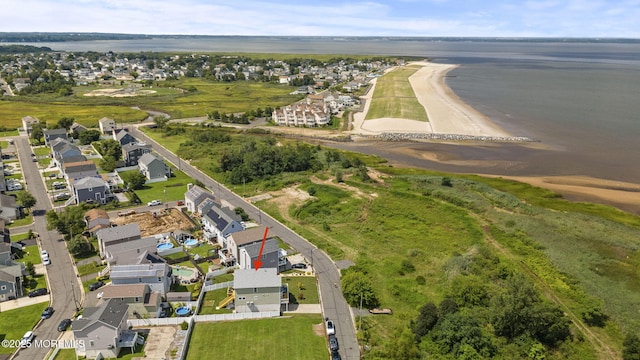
<box><xmin>352</xmin><ymin>62</ymin><xmax>511</xmax><ymax>138</ymax></box>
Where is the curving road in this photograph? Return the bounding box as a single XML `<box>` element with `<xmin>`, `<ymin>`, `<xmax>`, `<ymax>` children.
<box><xmin>129</xmin><ymin>126</ymin><xmax>360</xmax><ymax>360</ymax></box>
<box><xmin>13</xmin><ymin>137</ymin><xmax>82</xmax><ymax>360</ymax></box>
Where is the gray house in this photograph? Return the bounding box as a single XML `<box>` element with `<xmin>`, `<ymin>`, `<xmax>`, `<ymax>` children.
<box><xmin>95</xmin><ymin>223</ymin><xmax>141</xmax><ymax>258</ymax></box>
<box><xmin>201</xmin><ymin>202</ymin><xmax>243</xmax><ymax>246</ymax></box>
<box><xmin>51</xmin><ymin>139</ymin><xmax>85</xmax><ymax>167</ymax></box>
<box><xmin>97</xmin><ymin>284</ymin><xmax>162</xmax><ymax>317</ymax></box>
<box><xmin>84</xmin><ymin>208</ymin><xmax>111</xmax><ymax>234</ymax></box>
<box><xmin>113</xmin><ymin>130</ymin><xmax>137</xmax><ymax>146</ymax></box>
<box><xmin>138</xmin><ymin>153</ymin><xmax>170</xmax><ymax>182</ymax></box>
<box><xmin>109</xmin><ymin>262</ymin><xmax>173</xmax><ymax>295</ymax></box>
<box><xmin>103</xmin><ymin>236</ymin><xmax>157</xmax><ymax>266</ymax></box>
<box><xmin>73</xmin><ymin>299</ymin><xmax>139</xmax><ymax>359</ymax></box>
<box><xmin>184</xmin><ymin>184</ymin><xmax>215</xmax><ymax>214</ymax></box>
<box><xmin>122</xmin><ymin>143</ymin><xmax>152</xmax><ymax>166</ymax></box>
<box><xmin>226</xmin><ymin>226</ymin><xmax>280</xmax><ymax>271</ymax></box>
<box><xmin>43</xmin><ymin>128</ymin><xmax>68</xmax><ymax>146</ymax></box>
<box><xmin>21</xmin><ymin>116</ymin><xmax>40</xmax><ymax>135</ymax></box>
<box><xmin>70</xmin><ymin>122</ymin><xmax>88</xmax><ymax>135</ymax></box>
<box><xmin>98</xmin><ymin>117</ymin><xmax>117</xmax><ymax>135</ymax></box>
<box><xmin>63</xmin><ymin>160</ymin><xmax>99</xmax><ymax>181</ymax></box>
<box><xmin>0</xmin><ymin>242</ymin><xmax>24</xmax><ymax>301</ymax></box>
<box><xmin>73</xmin><ymin>177</ymin><xmax>110</xmax><ymax>205</ymax></box>
<box><xmin>234</xmin><ymin>268</ymin><xmax>282</xmax><ymax>313</ymax></box>
<box><xmin>0</xmin><ymin>194</ymin><xmax>22</xmax><ymax>222</ymax></box>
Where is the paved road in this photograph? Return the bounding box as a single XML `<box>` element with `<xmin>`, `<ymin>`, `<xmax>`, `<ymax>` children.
<box><xmin>13</xmin><ymin>137</ymin><xmax>82</xmax><ymax>360</ymax></box>
<box><xmin>130</xmin><ymin>126</ymin><xmax>360</xmax><ymax>360</ymax></box>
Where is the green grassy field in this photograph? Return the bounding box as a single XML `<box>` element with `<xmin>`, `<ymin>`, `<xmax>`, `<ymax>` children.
<box><xmin>52</xmin><ymin>348</ymin><xmax>76</xmax><ymax>360</ymax></box>
<box><xmin>283</xmin><ymin>276</ymin><xmax>319</xmax><ymax>305</ymax></box>
<box><xmin>365</xmin><ymin>66</ymin><xmax>428</xmax><ymax>121</ymax></box>
<box><xmin>185</xmin><ymin>315</ymin><xmax>327</xmax><ymax>360</ymax></box>
<box><xmin>121</xmin><ymin>168</ymin><xmax>193</xmax><ymax>204</ymax></box>
<box><xmin>0</xmin><ymin>302</ymin><xmax>49</xmax><ymax>354</ymax></box>
<box><xmin>198</xmin><ymin>288</ymin><xmax>235</xmax><ymax>315</ymax></box>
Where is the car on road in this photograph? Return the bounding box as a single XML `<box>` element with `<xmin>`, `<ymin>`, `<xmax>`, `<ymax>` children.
<box><xmin>89</xmin><ymin>280</ymin><xmax>105</xmax><ymax>291</ymax></box>
<box><xmin>42</xmin><ymin>257</ymin><xmax>51</xmax><ymax>266</ymax></box>
<box><xmin>291</xmin><ymin>263</ymin><xmax>307</xmax><ymax>269</ymax></box>
<box><xmin>20</xmin><ymin>331</ymin><xmax>34</xmax><ymax>348</ymax></box>
<box><xmin>147</xmin><ymin>199</ymin><xmax>162</xmax><ymax>206</ymax></box>
<box><xmin>40</xmin><ymin>250</ymin><xmax>49</xmax><ymax>259</ymax></box>
<box><xmin>331</xmin><ymin>351</ymin><xmax>342</xmax><ymax>360</ymax></box>
<box><xmin>328</xmin><ymin>334</ymin><xmax>339</xmax><ymax>352</ymax></box>
<box><xmin>28</xmin><ymin>288</ymin><xmax>48</xmax><ymax>297</ymax></box>
<box><xmin>326</xmin><ymin>318</ymin><xmax>336</xmax><ymax>336</ymax></box>
<box><xmin>57</xmin><ymin>318</ymin><xmax>72</xmax><ymax>332</ymax></box>
<box><xmin>41</xmin><ymin>306</ymin><xmax>54</xmax><ymax>319</ymax></box>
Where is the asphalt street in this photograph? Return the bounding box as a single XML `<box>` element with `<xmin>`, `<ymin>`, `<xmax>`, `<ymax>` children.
<box><xmin>130</xmin><ymin>126</ymin><xmax>360</xmax><ymax>360</ymax></box>
<box><xmin>13</xmin><ymin>137</ymin><xmax>83</xmax><ymax>360</ymax></box>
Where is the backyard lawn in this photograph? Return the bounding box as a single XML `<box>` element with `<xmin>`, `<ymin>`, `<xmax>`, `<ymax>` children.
<box><xmin>0</xmin><ymin>302</ymin><xmax>49</xmax><ymax>355</ymax></box>
<box><xmin>185</xmin><ymin>314</ymin><xmax>327</xmax><ymax>360</ymax></box>
<box><xmin>16</xmin><ymin>244</ymin><xmax>42</xmax><ymax>266</ymax></box>
<box><xmin>122</xmin><ymin>169</ymin><xmax>193</xmax><ymax>204</ymax></box>
<box><xmin>282</xmin><ymin>276</ymin><xmax>319</xmax><ymax>305</ymax></box>
<box><xmin>198</xmin><ymin>288</ymin><xmax>234</xmax><ymax>315</ymax></box>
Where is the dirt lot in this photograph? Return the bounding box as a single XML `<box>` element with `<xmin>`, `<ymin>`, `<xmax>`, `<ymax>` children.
<box><xmin>112</xmin><ymin>208</ymin><xmax>195</xmax><ymax>236</ymax></box>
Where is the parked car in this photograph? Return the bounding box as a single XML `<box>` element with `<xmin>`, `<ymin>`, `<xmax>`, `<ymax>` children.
<box><xmin>54</xmin><ymin>193</ymin><xmax>70</xmax><ymax>201</ymax></box>
<box><xmin>41</xmin><ymin>306</ymin><xmax>54</xmax><ymax>319</ymax></box>
<box><xmin>326</xmin><ymin>318</ymin><xmax>336</xmax><ymax>336</ymax></box>
<box><xmin>20</xmin><ymin>331</ymin><xmax>34</xmax><ymax>348</ymax></box>
<box><xmin>28</xmin><ymin>288</ymin><xmax>48</xmax><ymax>297</ymax></box>
<box><xmin>331</xmin><ymin>351</ymin><xmax>342</xmax><ymax>360</ymax></box>
<box><xmin>328</xmin><ymin>334</ymin><xmax>339</xmax><ymax>352</ymax></box>
<box><xmin>291</xmin><ymin>263</ymin><xmax>307</xmax><ymax>269</ymax></box>
<box><xmin>89</xmin><ymin>280</ymin><xmax>105</xmax><ymax>291</ymax></box>
<box><xmin>40</xmin><ymin>250</ymin><xmax>49</xmax><ymax>259</ymax></box>
<box><xmin>57</xmin><ymin>318</ymin><xmax>72</xmax><ymax>332</ymax></box>
<box><xmin>147</xmin><ymin>199</ymin><xmax>162</xmax><ymax>206</ymax></box>
<box><xmin>42</xmin><ymin>257</ymin><xmax>51</xmax><ymax>266</ymax></box>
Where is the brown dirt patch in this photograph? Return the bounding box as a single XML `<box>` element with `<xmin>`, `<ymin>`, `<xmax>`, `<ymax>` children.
<box><xmin>312</xmin><ymin>323</ymin><xmax>326</xmax><ymax>336</ymax></box>
<box><xmin>111</xmin><ymin>208</ymin><xmax>194</xmax><ymax>236</ymax></box>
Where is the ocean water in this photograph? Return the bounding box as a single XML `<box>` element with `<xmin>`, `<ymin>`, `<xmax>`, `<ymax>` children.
<box><xmin>6</xmin><ymin>37</ymin><xmax>640</xmax><ymax>182</ymax></box>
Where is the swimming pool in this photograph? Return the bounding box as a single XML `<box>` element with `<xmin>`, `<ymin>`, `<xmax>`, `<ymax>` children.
<box><xmin>157</xmin><ymin>243</ymin><xmax>174</xmax><ymax>250</ymax></box>
<box><xmin>184</xmin><ymin>239</ymin><xmax>198</xmax><ymax>248</ymax></box>
<box><xmin>173</xmin><ymin>267</ymin><xmax>195</xmax><ymax>277</ymax></box>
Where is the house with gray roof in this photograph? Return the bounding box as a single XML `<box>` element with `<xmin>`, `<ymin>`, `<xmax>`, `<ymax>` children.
<box><xmin>0</xmin><ymin>194</ymin><xmax>22</xmax><ymax>222</ymax></box>
<box><xmin>73</xmin><ymin>299</ymin><xmax>139</xmax><ymax>359</ymax></box>
<box><xmin>138</xmin><ymin>153</ymin><xmax>170</xmax><ymax>182</ymax></box>
<box><xmin>184</xmin><ymin>183</ymin><xmax>215</xmax><ymax>214</ymax></box>
<box><xmin>97</xmin><ymin>284</ymin><xmax>162</xmax><ymax>317</ymax></box>
<box><xmin>122</xmin><ymin>143</ymin><xmax>151</xmax><ymax>166</ymax></box>
<box><xmin>225</xmin><ymin>226</ymin><xmax>281</xmax><ymax>272</ymax></box>
<box><xmin>70</xmin><ymin>122</ymin><xmax>88</xmax><ymax>135</ymax></box>
<box><xmin>103</xmin><ymin>236</ymin><xmax>157</xmax><ymax>266</ymax></box>
<box><xmin>84</xmin><ymin>208</ymin><xmax>110</xmax><ymax>234</ymax></box>
<box><xmin>113</xmin><ymin>130</ymin><xmax>136</xmax><ymax>146</ymax></box>
<box><xmin>43</xmin><ymin>128</ymin><xmax>68</xmax><ymax>146</ymax></box>
<box><xmin>63</xmin><ymin>160</ymin><xmax>99</xmax><ymax>181</ymax></box>
<box><xmin>201</xmin><ymin>202</ymin><xmax>243</xmax><ymax>246</ymax></box>
<box><xmin>73</xmin><ymin>177</ymin><xmax>110</xmax><ymax>205</ymax></box>
<box><xmin>51</xmin><ymin>138</ymin><xmax>85</xmax><ymax>167</ymax></box>
<box><xmin>21</xmin><ymin>116</ymin><xmax>40</xmax><ymax>135</ymax></box>
<box><xmin>98</xmin><ymin>117</ymin><xmax>116</xmax><ymax>135</ymax></box>
<box><xmin>233</xmin><ymin>268</ymin><xmax>283</xmax><ymax>313</ymax></box>
<box><xmin>109</xmin><ymin>262</ymin><xmax>173</xmax><ymax>295</ymax></box>
<box><xmin>95</xmin><ymin>223</ymin><xmax>141</xmax><ymax>258</ymax></box>
<box><xmin>0</xmin><ymin>242</ymin><xmax>25</xmax><ymax>302</ymax></box>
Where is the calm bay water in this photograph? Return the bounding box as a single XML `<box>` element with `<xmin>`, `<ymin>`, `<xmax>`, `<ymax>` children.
<box><xmin>7</xmin><ymin>37</ymin><xmax>640</xmax><ymax>182</ymax></box>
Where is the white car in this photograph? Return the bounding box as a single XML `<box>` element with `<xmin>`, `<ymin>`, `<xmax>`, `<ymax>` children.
<box><xmin>20</xmin><ymin>331</ymin><xmax>34</xmax><ymax>348</ymax></box>
<box><xmin>147</xmin><ymin>200</ymin><xmax>162</xmax><ymax>206</ymax></box>
<box><xmin>42</xmin><ymin>257</ymin><xmax>51</xmax><ymax>266</ymax></box>
<box><xmin>40</xmin><ymin>250</ymin><xmax>49</xmax><ymax>259</ymax></box>
<box><xmin>326</xmin><ymin>319</ymin><xmax>336</xmax><ymax>336</ymax></box>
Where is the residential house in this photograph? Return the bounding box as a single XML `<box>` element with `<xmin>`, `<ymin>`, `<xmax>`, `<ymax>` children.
<box><xmin>225</xmin><ymin>226</ymin><xmax>279</xmax><ymax>271</ymax></box>
<box><xmin>63</xmin><ymin>160</ymin><xmax>99</xmax><ymax>182</ymax></box>
<box><xmin>95</xmin><ymin>223</ymin><xmax>141</xmax><ymax>258</ymax></box>
<box><xmin>234</xmin><ymin>268</ymin><xmax>282</xmax><ymax>313</ymax></box>
<box><xmin>51</xmin><ymin>139</ymin><xmax>85</xmax><ymax>167</ymax></box>
<box><xmin>98</xmin><ymin>117</ymin><xmax>116</xmax><ymax>135</ymax></box>
<box><xmin>21</xmin><ymin>116</ymin><xmax>40</xmax><ymax>135</ymax></box>
<box><xmin>0</xmin><ymin>194</ymin><xmax>22</xmax><ymax>222</ymax></box>
<box><xmin>184</xmin><ymin>184</ymin><xmax>215</xmax><ymax>214</ymax></box>
<box><xmin>103</xmin><ymin>236</ymin><xmax>158</xmax><ymax>266</ymax></box>
<box><xmin>97</xmin><ymin>284</ymin><xmax>162</xmax><ymax>317</ymax></box>
<box><xmin>201</xmin><ymin>202</ymin><xmax>243</xmax><ymax>246</ymax></box>
<box><xmin>70</xmin><ymin>122</ymin><xmax>88</xmax><ymax>135</ymax></box>
<box><xmin>109</xmin><ymin>262</ymin><xmax>173</xmax><ymax>295</ymax></box>
<box><xmin>73</xmin><ymin>299</ymin><xmax>139</xmax><ymax>359</ymax></box>
<box><xmin>84</xmin><ymin>209</ymin><xmax>111</xmax><ymax>234</ymax></box>
<box><xmin>113</xmin><ymin>130</ymin><xmax>136</xmax><ymax>146</ymax></box>
<box><xmin>138</xmin><ymin>153</ymin><xmax>170</xmax><ymax>182</ymax></box>
<box><xmin>43</xmin><ymin>128</ymin><xmax>68</xmax><ymax>146</ymax></box>
<box><xmin>73</xmin><ymin>177</ymin><xmax>111</xmax><ymax>205</ymax></box>
<box><xmin>0</xmin><ymin>221</ymin><xmax>10</xmax><ymax>243</ymax></box>
<box><xmin>121</xmin><ymin>143</ymin><xmax>151</xmax><ymax>167</ymax></box>
<box><xmin>0</xmin><ymin>242</ymin><xmax>25</xmax><ymax>301</ymax></box>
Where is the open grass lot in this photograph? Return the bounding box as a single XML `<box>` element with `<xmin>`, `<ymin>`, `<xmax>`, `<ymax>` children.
<box><xmin>33</xmin><ymin>146</ymin><xmax>51</xmax><ymax>156</ymax></box>
<box><xmin>198</xmin><ymin>288</ymin><xmax>234</xmax><ymax>315</ymax></box>
<box><xmin>185</xmin><ymin>314</ymin><xmax>327</xmax><ymax>360</ymax></box>
<box><xmin>0</xmin><ymin>302</ymin><xmax>49</xmax><ymax>354</ymax></box>
<box><xmin>16</xmin><ymin>244</ymin><xmax>42</xmax><ymax>266</ymax></box>
<box><xmin>76</xmin><ymin>261</ymin><xmax>106</xmax><ymax>277</ymax></box>
<box><xmin>0</xmin><ymin>101</ymin><xmax>148</xmax><ymax>128</ymax></box>
<box><xmin>122</xmin><ymin>168</ymin><xmax>193</xmax><ymax>204</ymax></box>
<box><xmin>365</xmin><ymin>66</ymin><xmax>428</xmax><ymax>121</ymax></box>
<box><xmin>283</xmin><ymin>276</ymin><xmax>319</xmax><ymax>305</ymax></box>
<box><xmin>53</xmin><ymin>348</ymin><xmax>76</xmax><ymax>360</ymax></box>
<box><xmin>10</xmin><ymin>232</ymin><xmax>31</xmax><ymax>242</ymax></box>
<box><xmin>0</xmin><ymin>130</ymin><xmax>19</xmax><ymax>137</ymax></box>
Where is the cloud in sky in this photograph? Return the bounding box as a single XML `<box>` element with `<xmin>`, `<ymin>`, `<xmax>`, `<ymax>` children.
<box><xmin>2</xmin><ymin>0</ymin><xmax>639</xmax><ymax>37</ymax></box>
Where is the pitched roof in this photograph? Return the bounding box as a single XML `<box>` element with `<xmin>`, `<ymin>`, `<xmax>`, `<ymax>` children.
<box><xmin>84</xmin><ymin>208</ymin><xmax>109</xmax><ymax>222</ymax></box>
<box><xmin>115</xmin><ymin>130</ymin><xmax>135</xmax><ymax>141</ymax></box>
<box><xmin>234</xmin><ymin>268</ymin><xmax>280</xmax><ymax>289</ymax></box>
<box><xmin>99</xmin><ymin>284</ymin><xmax>149</xmax><ymax>299</ymax></box>
<box><xmin>0</xmin><ymin>194</ymin><xmax>18</xmax><ymax>208</ymax></box>
<box><xmin>73</xmin><ymin>176</ymin><xmax>106</xmax><ymax>190</ymax></box>
<box><xmin>229</xmin><ymin>226</ymin><xmax>269</xmax><ymax>247</ymax></box>
<box><xmin>138</xmin><ymin>153</ymin><xmax>163</xmax><ymax>167</ymax></box>
<box><xmin>242</xmin><ymin>238</ymin><xmax>278</xmax><ymax>258</ymax></box>
<box><xmin>96</xmin><ymin>223</ymin><xmax>140</xmax><ymax>243</ymax></box>
<box><xmin>74</xmin><ymin>298</ymin><xmax>129</xmax><ymax>331</ymax></box>
<box><xmin>122</xmin><ymin>142</ymin><xmax>151</xmax><ymax>152</ymax></box>
<box><xmin>98</xmin><ymin>117</ymin><xmax>115</xmax><ymax>125</ymax></box>
<box><xmin>204</xmin><ymin>206</ymin><xmax>241</xmax><ymax>231</ymax></box>
<box><xmin>43</xmin><ymin>128</ymin><xmax>67</xmax><ymax>136</ymax></box>
<box><xmin>63</xmin><ymin>160</ymin><xmax>97</xmax><ymax>173</ymax></box>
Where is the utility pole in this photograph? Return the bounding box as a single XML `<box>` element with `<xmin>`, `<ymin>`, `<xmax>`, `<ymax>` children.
<box><xmin>359</xmin><ymin>291</ymin><xmax>363</xmax><ymax>332</ymax></box>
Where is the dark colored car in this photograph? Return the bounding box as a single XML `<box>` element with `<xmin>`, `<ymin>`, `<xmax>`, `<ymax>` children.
<box><xmin>28</xmin><ymin>288</ymin><xmax>48</xmax><ymax>297</ymax></box>
<box><xmin>58</xmin><ymin>318</ymin><xmax>72</xmax><ymax>332</ymax></box>
<box><xmin>328</xmin><ymin>334</ymin><xmax>339</xmax><ymax>352</ymax></box>
<box><xmin>331</xmin><ymin>351</ymin><xmax>342</xmax><ymax>360</ymax></box>
<box><xmin>41</xmin><ymin>306</ymin><xmax>54</xmax><ymax>319</ymax></box>
<box><xmin>89</xmin><ymin>280</ymin><xmax>105</xmax><ymax>291</ymax></box>
<box><xmin>291</xmin><ymin>263</ymin><xmax>307</xmax><ymax>269</ymax></box>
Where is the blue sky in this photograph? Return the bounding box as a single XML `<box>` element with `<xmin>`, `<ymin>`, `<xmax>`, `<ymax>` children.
<box><xmin>2</xmin><ymin>0</ymin><xmax>639</xmax><ymax>38</ymax></box>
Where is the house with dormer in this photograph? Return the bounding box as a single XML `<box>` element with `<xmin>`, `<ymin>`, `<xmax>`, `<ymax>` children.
<box><xmin>73</xmin><ymin>177</ymin><xmax>111</xmax><ymax>205</ymax></box>
<box><xmin>43</xmin><ymin>128</ymin><xmax>68</xmax><ymax>146</ymax></box>
<box><xmin>95</xmin><ymin>223</ymin><xmax>141</xmax><ymax>258</ymax></box>
<box><xmin>201</xmin><ymin>202</ymin><xmax>243</xmax><ymax>246</ymax></box>
<box><xmin>113</xmin><ymin>130</ymin><xmax>136</xmax><ymax>146</ymax></box>
<box><xmin>184</xmin><ymin>183</ymin><xmax>215</xmax><ymax>214</ymax></box>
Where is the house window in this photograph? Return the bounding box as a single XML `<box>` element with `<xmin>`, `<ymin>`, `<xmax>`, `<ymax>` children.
<box><xmin>88</xmin><ymin>187</ymin><xmax>93</xmax><ymax>192</ymax></box>
<box><xmin>238</xmin><ymin>296</ymin><xmax>246</xmax><ymax>301</ymax></box>
<box><xmin>0</xmin><ymin>285</ymin><xmax>6</xmax><ymax>290</ymax></box>
<box><xmin>135</xmin><ymin>297</ymin><xmax>139</xmax><ymax>302</ymax></box>
<box><xmin>158</xmin><ymin>277</ymin><xmax>162</xmax><ymax>282</ymax></box>
<box><xmin>253</xmin><ymin>288</ymin><xmax>258</xmax><ymax>293</ymax></box>
<box><xmin>139</xmin><ymin>278</ymin><xmax>142</xmax><ymax>282</ymax></box>
<box><xmin>137</xmin><ymin>249</ymin><xmax>140</xmax><ymax>253</ymax></box>
<box><xmin>90</xmin><ymin>340</ymin><xmax>94</xmax><ymax>347</ymax></box>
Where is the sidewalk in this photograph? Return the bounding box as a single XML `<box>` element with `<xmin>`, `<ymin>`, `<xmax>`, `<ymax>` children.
<box><xmin>283</xmin><ymin>304</ymin><xmax>322</xmax><ymax>313</ymax></box>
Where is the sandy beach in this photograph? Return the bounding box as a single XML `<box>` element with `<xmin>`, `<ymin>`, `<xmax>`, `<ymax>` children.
<box><xmin>352</xmin><ymin>62</ymin><xmax>511</xmax><ymax>137</ymax></box>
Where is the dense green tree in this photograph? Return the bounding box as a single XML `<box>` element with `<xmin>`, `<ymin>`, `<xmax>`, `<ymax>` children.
<box><xmin>388</xmin><ymin>327</ymin><xmax>420</xmax><ymax>360</ymax></box>
<box><xmin>121</xmin><ymin>171</ymin><xmax>147</xmax><ymax>190</ymax></box>
<box><xmin>30</xmin><ymin>124</ymin><xmax>44</xmax><ymax>144</ymax></box>
<box><xmin>16</xmin><ymin>191</ymin><xmax>37</xmax><ymax>211</ymax></box>
<box><xmin>57</xmin><ymin>117</ymin><xmax>74</xmax><ymax>130</ymax></box>
<box><xmin>99</xmin><ymin>156</ymin><xmax>117</xmax><ymax>172</ymax></box>
<box><xmin>25</xmin><ymin>261</ymin><xmax>36</xmax><ymax>277</ymax></box>
<box><xmin>413</xmin><ymin>302</ymin><xmax>438</xmax><ymax>340</ymax></box>
<box><xmin>68</xmin><ymin>234</ymin><xmax>92</xmax><ymax>256</ymax></box>
<box><xmin>78</xmin><ymin>129</ymin><xmax>101</xmax><ymax>145</ymax></box>
<box><xmin>430</xmin><ymin>312</ymin><xmax>497</xmax><ymax>358</ymax></box>
<box><xmin>46</xmin><ymin>204</ymin><xmax>90</xmax><ymax>239</ymax></box>
<box><xmin>341</xmin><ymin>271</ymin><xmax>379</xmax><ymax>308</ymax></box>
<box><xmin>154</xmin><ymin>116</ymin><xmax>169</xmax><ymax>129</ymax></box>
<box><xmin>623</xmin><ymin>333</ymin><xmax>640</xmax><ymax>360</ymax></box>
<box><xmin>94</xmin><ymin>139</ymin><xmax>122</xmax><ymax>160</ymax></box>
